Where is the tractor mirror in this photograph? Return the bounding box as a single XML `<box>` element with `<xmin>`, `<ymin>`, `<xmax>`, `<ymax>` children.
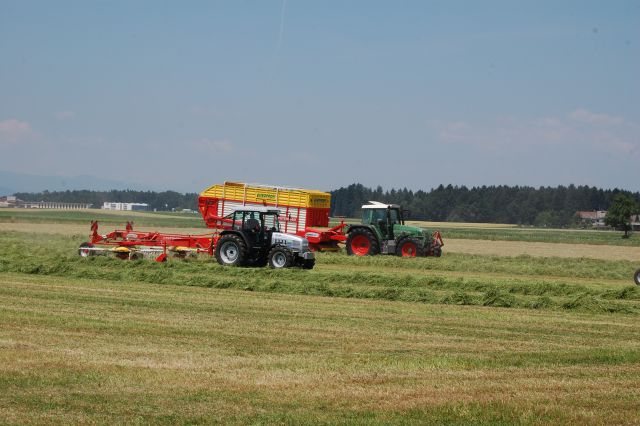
<box><xmin>403</xmin><ymin>209</ymin><xmax>411</xmax><ymax>219</ymax></box>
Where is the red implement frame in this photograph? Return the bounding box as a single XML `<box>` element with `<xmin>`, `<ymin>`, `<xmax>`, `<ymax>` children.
<box><xmin>426</xmin><ymin>230</ymin><xmax>444</xmax><ymax>256</ymax></box>
<box><xmin>296</xmin><ymin>221</ymin><xmax>348</xmax><ymax>252</ymax></box>
<box><xmin>89</xmin><ymin>221</ymin><xmax>217</xmax><ymax>262</ymax></box>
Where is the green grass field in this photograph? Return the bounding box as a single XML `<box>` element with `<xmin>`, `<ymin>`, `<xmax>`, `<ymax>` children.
<box><xmin>3</xmin><ymin>208</ymin><xmax>638</xmax><ymax>246</ymax></box>
<box><xmin>0</xmin><ymin>209</ymin><xmax>205</xmax><ymax>229</ymax></box>
<box><xmin>434</xmin><ymin>226</ymin><xmax>640</xmax><ymax>246</ymax></box>
<box><xmin>1</xmin><ymin>213</ymin><xmax>639</xmax><ymax>424</ymax></box>
<box><xmin>2</xmin><ymin>273</ymin><xmax>639</xmax><ymax>424</ymax></box>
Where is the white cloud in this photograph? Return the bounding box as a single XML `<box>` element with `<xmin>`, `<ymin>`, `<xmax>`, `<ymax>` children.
<box><xmin>0</xmin><ymin>119</ymin><xmax>36</xmax><ymax>144</ymax></box>
<box><xmin>430</xmin><ymin>120</ymin><xmax>469</xmax><ymax>142</ymax></box>
<box><xmin>55</xmin><ymin>110</ymin><xmax>75</xmax><ymax>120</ymax></box>
<box><xmin>569</xmin><ymin>108</ymin><xmax>624</xmax><ymax>126</ymax></box>
<box><xmin>429</xmin><ymin>109</ymin><xmax>639</xmax><ymax>155</ymax></box>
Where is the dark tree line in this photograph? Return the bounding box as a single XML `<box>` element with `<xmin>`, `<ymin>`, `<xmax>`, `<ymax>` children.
<box><xmin>13</xmin><ymin>184</ymin><xmax>640</xmax><ymax>226</ymax></box>
<box><xmin>330</xmin><ymin>184</ymin><xmax>640</xmax><ymax>227</ymax></box>
<box><xmin>14</xmin><ymin>190</ymin><xmax>199</xmax><ymax>212</ymax></box>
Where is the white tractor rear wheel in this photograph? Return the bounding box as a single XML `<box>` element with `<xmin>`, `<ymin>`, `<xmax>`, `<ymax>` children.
<box><xmin>215</xmin><ymin>234</ymin><xmax>247</xmax><ymax>266</ymax></box>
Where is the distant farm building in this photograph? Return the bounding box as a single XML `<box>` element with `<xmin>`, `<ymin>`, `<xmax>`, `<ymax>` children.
<box><xmin>576</xmin><ymin>210</ymin><xmax>607</xmax><ymax>227</ymax></box>
<box><xmin>0</xmin><ymin>196</ymin><xmax>16</xmax><ymax>208</ymax></box>
<box><xmin>102</xmin><ymin>202</ymin><xmax>149</xmax><ymax>211</ymax></box>
<box><xmin>576</xmin><ymin>210</ymin><xmax>640</xmax><ymax>231</ymax></box>
<box><xmin>0</xmin><ymin>196</ymin><xmax>92</xmax><ymax>209</ymax></box>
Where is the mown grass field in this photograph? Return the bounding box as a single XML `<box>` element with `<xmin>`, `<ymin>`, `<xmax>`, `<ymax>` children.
<box><xmin>2</xmin><ymin>208</ymin><xmax>639</xmax><ymax>246</ymax></box>
<box><xmin>432</xmin><ymin>226</ymin><xmax>640</xmax><ymax>247</ymax></box>
<box><xmin>0</xmin><ymin>209</ymin><xmax>204</xmax><ymax>229</ymax></box>
<box><xmin>1</xmin><ymin>211</ymin><xmax>639</xmax><ymax>424</ymax></box>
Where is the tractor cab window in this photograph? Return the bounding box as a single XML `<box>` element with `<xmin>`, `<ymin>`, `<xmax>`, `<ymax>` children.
<box><xmin>227</xmin><ymin>212</ymin><xmax>243</xmax><ymax>230</ymax></box>
<box><xmin>389</xmin><ymin>208</ymin><xmax>401</xmax><ymax>225</ymax></box>
<box><xmin>242</xmin><ymin>212</ymin><xmax>261</xmax><ymax>233</ymax></box>
<box><xmin>363</xmin><ymin>209</ymin><xmax>387</xmax><ymax>225</ymax></box>
<box><xmin>362</xmin><ymin>209</ymin><xmax>373</xmax><ymax>224</ymax></box>
<box><xmin>262</xmin><ymin>213</ymin><xmax>280</xmax><ymax>232</ymax></box>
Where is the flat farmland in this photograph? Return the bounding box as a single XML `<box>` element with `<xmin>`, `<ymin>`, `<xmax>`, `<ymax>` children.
<box><xmin>1</xmin><ymin>211</ymin><xmax>639</xmax><ymax>424</ymax></box>
<box><xmin>0</xmin><ymin>208</ymin><xmax>204</xmax><ymax>229</ymax></box>
<box><xmin>2</xmin><ymin>210</ymin><xmax>640</xmax><ymax>261</ymax></box>
<box><xmin>444</xmin><ymin>238</ymin><xmax>640</xmax><ymax>261</ymax></box>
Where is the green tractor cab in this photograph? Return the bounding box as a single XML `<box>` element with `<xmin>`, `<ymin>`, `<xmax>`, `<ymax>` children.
<box><xmin>346</xmin><ymin>201</ymin><xmax>443</xmax><ymax>257</ymax></box>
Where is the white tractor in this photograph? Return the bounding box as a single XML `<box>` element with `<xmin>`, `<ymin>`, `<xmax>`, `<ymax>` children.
<box><xmin>214</xmin><ymin>207</ymin><xmax>315</xmax><ymax>269</ymax></box>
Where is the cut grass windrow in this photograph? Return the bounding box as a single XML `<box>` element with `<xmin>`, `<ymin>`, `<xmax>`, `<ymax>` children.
<box><xmin>1</xmin><ymin>231</ymin><xmax>638</xmax><ymax>315</ymax></box>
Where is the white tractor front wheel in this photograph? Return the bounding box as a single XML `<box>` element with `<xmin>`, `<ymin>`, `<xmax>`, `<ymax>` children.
<box><xmin>268</xmin><ymin>247</ymin><xmax>293</xmax><ymax>269</ymax></box>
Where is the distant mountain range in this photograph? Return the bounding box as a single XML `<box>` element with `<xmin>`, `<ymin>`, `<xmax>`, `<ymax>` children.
<box><xmin>0</xmin><ymin>170</ymin><xmax>146</xmax><ymax>195</ymax></box>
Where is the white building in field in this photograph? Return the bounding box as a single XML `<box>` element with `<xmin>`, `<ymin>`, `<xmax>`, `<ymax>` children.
<box><xmin>0</xmin><ymin>196</ymin><xmax>92</xmax><ymax>209</ymax></box>
<box><xmin>102</xmin><ymin>202</ymin><xmax>148</xmax><ymax>211</ymax></box>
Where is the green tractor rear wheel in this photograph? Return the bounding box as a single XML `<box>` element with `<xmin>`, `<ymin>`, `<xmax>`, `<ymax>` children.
<box><xmin>346</xmin><ymin>228</ymin><xmax>380</xmax><ymax>256</ymax></box>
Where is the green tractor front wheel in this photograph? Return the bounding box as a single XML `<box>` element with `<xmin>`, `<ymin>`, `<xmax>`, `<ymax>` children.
<box><xmin>396</xmin><ymin>237</ymin><xmax>425</xmax><ymax>257</ymax></box>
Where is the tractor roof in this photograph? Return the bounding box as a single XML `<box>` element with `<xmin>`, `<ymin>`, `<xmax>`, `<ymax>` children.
<box><xmin>361</xmin><ymin>201</ymin><xmax>400</xmax><ymax>209</ymax></box>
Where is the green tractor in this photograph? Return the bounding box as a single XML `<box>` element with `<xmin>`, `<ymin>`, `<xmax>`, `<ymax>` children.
<box><xmin>345</xmin><ymin>201</ymin><xmax>443</xmax><ymax>257</ymax></box>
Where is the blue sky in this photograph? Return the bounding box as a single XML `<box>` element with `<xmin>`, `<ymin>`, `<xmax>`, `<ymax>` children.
<box><xmin>1</xmin><ymin>0</ymin><xmax>638</xmax><ymax>193</ymax></box>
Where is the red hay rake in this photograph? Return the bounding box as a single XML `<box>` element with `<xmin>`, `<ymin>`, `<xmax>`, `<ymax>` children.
<box><xmin>79</xmin><ymin>221</ymin><xmax>217</xmax><ymax>262</ymax></box>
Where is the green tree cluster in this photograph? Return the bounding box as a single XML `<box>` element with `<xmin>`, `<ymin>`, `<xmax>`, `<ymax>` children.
<box><xmin>605</xmin><ymin>194</ymin><xmax>640</xmax><ymax>237</ymax></box>
<box><xmin>330</xmin><ymin>184</ymin><xmax>640</xmax><ymax>227</ymax></box>
<box><xmin>12</xmin><ymin>184</ymin><xmax>640</xmax><ymax>228</ymax></box>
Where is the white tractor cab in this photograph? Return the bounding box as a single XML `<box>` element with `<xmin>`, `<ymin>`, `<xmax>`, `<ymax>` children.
<box><xmin>215</xmin><ymin>206</ymin><xmax>315</xmax><ymax>269</ymax></box>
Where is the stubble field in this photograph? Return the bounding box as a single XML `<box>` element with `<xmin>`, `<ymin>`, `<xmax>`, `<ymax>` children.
<box><xmin>1</xmin><ymin>209</ymin><xmax>639</xmax><ymax>424</ymax></box>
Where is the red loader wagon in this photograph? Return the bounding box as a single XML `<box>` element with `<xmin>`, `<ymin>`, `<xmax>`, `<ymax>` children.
<box><xmin>198</xmin><ymin>181</ymin><xmax>347</xmax><ymax>251</ymax></box>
